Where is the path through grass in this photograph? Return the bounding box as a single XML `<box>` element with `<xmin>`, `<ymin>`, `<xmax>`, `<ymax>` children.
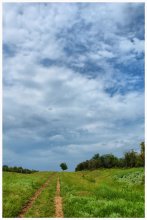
<box><xmin>3</xmin><ymin>171</ymin><xmax>54</xmax><ymax>217</ymax></box>
<box><xmin>3</xmin><ymin>168</ymin><xmax>144</xmax><ymax>218</ymax></box>
<box><xmin>24</xmin><ymin>173</ymin><xmax>57</xmax><ymax>217</ymax></box>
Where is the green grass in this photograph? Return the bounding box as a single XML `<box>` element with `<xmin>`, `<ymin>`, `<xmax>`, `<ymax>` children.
<box><xmin>24</xmin><ymin>173</ymin><xmax>57</xmax><ymax>217</ymax></box>
<box><xmin>60</xmin><ymin>168</ymin><xmax>145</xmax><ymax>218</ymax></box>
<box><xmin>3</xmin><ymin>171</ymin><xmax>54</xmax><ymax>217</ymax></box>
<box><xmin>3</xmin><ymin>168</ymin><xmax>145</xmax><ymax>218</ymax></box>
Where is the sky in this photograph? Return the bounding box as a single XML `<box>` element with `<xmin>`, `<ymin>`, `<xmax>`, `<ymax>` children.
<box><xmin>3</xmin><ymin>3</ymin><xmax>144</xmax><ymax>171</ymax></box>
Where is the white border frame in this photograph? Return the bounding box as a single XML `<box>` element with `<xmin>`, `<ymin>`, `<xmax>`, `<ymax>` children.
<box><xmin>1</xmin><ymin>1</ymin><xmax>146</xmax><ymax>219</ymax></box>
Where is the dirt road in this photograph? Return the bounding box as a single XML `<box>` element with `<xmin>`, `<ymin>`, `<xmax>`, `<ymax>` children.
<box><xmin>18</xmin><ymin>174</ymin><xmax>54</xmax><ymax>218</ymax></box>
<box><xmin>54</xmin><ymin>177</ymin><xmax>64</xmax><ymax>218</ymax></box>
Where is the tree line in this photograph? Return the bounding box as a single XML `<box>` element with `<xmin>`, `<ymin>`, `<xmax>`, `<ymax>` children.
<box><xmin>3</xmin><ymin>165</ymin><xmax>38</xmax><ymax>174</ymax></box>
<box><xmin>75</xmin><ymin>142</ymin><xmax>145</xmax><ymax>171</ymax></box>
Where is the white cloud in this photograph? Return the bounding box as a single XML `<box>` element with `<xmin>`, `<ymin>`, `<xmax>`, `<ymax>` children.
<box><xmin>3</xmin><ymin>3</ymin><xmax>144</xmax><ymax>170</ymax></box>
<box><xmin>119</xmin><ymin>37</ymin><xmax>144</xmax><ymax>54</ymax></box>
<box><xmin>49</xmin><ymin>134</ymin><xmax>65</xmax><ymax>141</ymax></box>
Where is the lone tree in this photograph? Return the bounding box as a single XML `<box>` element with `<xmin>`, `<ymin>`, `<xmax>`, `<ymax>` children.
<box><xmin>60</xmin><ymin>163</ymin><xmax>68</xmax><ymax>171</ymax></box>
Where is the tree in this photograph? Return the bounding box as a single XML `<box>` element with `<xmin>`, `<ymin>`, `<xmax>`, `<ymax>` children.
<box><xmin>88</xmin><ymin>159</ymin><xmax>96</xmax><ymax>170</ymax></box>
<box><xmin>100</xmin><ymin>154</ymin><xmax>118</xmax><ymax>168</ymax></box>
<box><xmin>60</xmin><ymin>163</ymin><xmax>68</xmax><ymax>171</ymax></box>
<box><xmin>75</xmin><ymin>142</ymin><xmax>145</xmax><ymax>171</ymax></box>
<box><xmin>3</xmin><ymin>165</ymin><xmax>9</xmax><ymax>171</ymax></box>
<box><xmin>117</xmin><ymin>158</ymin><xmax>125</xmax><ymax>167</ymax></box>
<box><xmin>75</xmin><ymin>162</ymin><xmax>84</xmax><ymax>171</ymax></box>
<box><xmin>124</xmin><ymin>150</ymin><xmax>138</xmax><ymax>167</ymax></box>
<box><xmin>140</xmin><ymin>142</ymin><xmax>145</xmax><ymax>166</ymax></box>
<box><xmin>92</xmin><ymin>153</ymin><xmax>100</xmax><ymax>160</ymax></box>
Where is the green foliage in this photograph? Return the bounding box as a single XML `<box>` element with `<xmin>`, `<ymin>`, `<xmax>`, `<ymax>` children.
<box><xmin>140</xmin><ymin>142</ymin><xmax>145</xmax><ymax>165</ymax></box>
<box><xmin>75</xmin><ymin>142</ymin><xmax>145</xmax><ymax>171</ymax></box>
<box><xmin>124</xmin><ymin>150</ymin><xmax>138</xmax><ymax>167</ymax></box>
<box><xmin>100</xmin><ymin>154</ymin><xmax>118</xmax><ymax>168</ymax></box>
<box><xmin>2</xmin><ymin>165</ymin><xmax>38</xmax><ymax>174</ymax></box>
<box><xmin>113</xmin><ymin>169</ymin><xmax>144</xmax><ymax>185</ymax></box>
<box><xmin>92</xmin><ymin>153</ymin><xmax>100</xmax><ymax>160</ymax></box>
<box><xmin>60</xmin><ymin>162</ymin><xmax>68</xmax><ymax>171</ymax></box>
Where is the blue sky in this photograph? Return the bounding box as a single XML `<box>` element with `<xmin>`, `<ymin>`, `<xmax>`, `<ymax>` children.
<box><xmin>3</xmin><ymin>3</ymin><xmax>144</xmax><ymax>171</ymax></box>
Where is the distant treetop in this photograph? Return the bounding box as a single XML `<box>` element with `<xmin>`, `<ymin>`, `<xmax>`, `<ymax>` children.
<box><xmin>60</xmin><ymin>163</ymin><xmax>68</xmax><ymax>171</ymax></box>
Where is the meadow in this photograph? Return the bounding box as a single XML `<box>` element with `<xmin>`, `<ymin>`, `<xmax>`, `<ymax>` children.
<box><xmin>3</xmin><ymin>171</ymin><xmax>54</xmax><ymax>217</ymax></box>
<box><xmin>3</xmin><ymin>168</ymin><xmax>144</xmax><ymax>218</ymax></box>
<box><xmin>60</xmin><ymin>168</ymin><xmax>144</xmax><ymax>218</ymax></box>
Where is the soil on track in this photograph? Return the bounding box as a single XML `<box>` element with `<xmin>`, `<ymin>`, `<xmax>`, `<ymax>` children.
<box><xmin>54</xmin><ymin>178</ymin><xmax>64</xmax><ymax>218</ymax></box>
<box><xmin>18</xmin><ymin>174</ymin><xmax>54</xmax><ymax>218</ymax></box>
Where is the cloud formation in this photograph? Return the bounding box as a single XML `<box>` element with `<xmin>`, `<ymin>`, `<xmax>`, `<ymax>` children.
<box><xmin>3</xmin><ymin>3</ymin><xmax>144</xmax><ymax>171</ymax></box>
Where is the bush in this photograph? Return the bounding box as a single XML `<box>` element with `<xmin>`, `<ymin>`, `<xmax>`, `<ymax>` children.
<box><xmin>2</xmin><ymin>165</ymin><xmax>38</xmax><ymax>174</ymax></box>
<box><xmin>75</xmin><ymin>142</ymin><xmax>145</xmax><ymax>171</ymax></box>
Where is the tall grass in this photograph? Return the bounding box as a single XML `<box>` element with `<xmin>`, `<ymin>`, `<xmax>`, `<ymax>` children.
<box><xmin>3</xmin><ymin>171</ymin><xmax>53</xmax><ymax>217</ymax></box>
<box><xmin>25</xmin><ymin>173</ymin><xmax>57</xmax><ymax>217</ymax></box>
<box><xmin>60</xmin><ymin>168</ymin><xmax>144</xmax><ymax>218</ymax></box>
<box><xmin>3</xmin><ymin>168</ymin><xmax>144</xmax><ymax>218</ymax></box>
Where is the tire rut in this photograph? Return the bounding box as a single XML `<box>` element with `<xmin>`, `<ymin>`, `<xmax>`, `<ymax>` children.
<box><xmin>54</xmin><ymin>177</ymin><xmax>64</xmax><ymax>218</ymax></box>
<box><xmin>18</xmin><ymin>173</ymin><xmax>55</xmax><ymax>218</ymax></box>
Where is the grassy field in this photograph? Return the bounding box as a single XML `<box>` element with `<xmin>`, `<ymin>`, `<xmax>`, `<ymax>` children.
<box><xmin>60</xmin><ymin>168</ymin><xmax>145</xmax><ymax>218</ymax></box>
<box><xmin>24</xmin><ymin>173</ymin><xmax>57</xmax><ymax>217</ymax></box>
<box><xmin>3</xmin><ymin>168</ymin><xmax>145</xmax><ymax>218</ymax></box>
<box><xmin>3</xmin><ymin>171</ymin><xmax>54</xmax><ymax>217</ymax></box>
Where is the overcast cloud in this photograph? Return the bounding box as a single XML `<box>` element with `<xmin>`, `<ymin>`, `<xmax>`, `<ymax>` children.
<box><xmin>3</xmin><ymin>3</ymin><xmax>144</xmax><ymax>171</ymax></box>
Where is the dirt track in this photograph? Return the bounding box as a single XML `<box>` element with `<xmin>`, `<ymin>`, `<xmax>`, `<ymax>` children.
<box><xmin>54</xmin><ymin>178</ymin><xmax>64</xmax><ymax>218</ymax></box>
<box><xmin>18</xmin><ymin>174</ymin><xmax>54</xmax><ymax>218</ymax></box>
